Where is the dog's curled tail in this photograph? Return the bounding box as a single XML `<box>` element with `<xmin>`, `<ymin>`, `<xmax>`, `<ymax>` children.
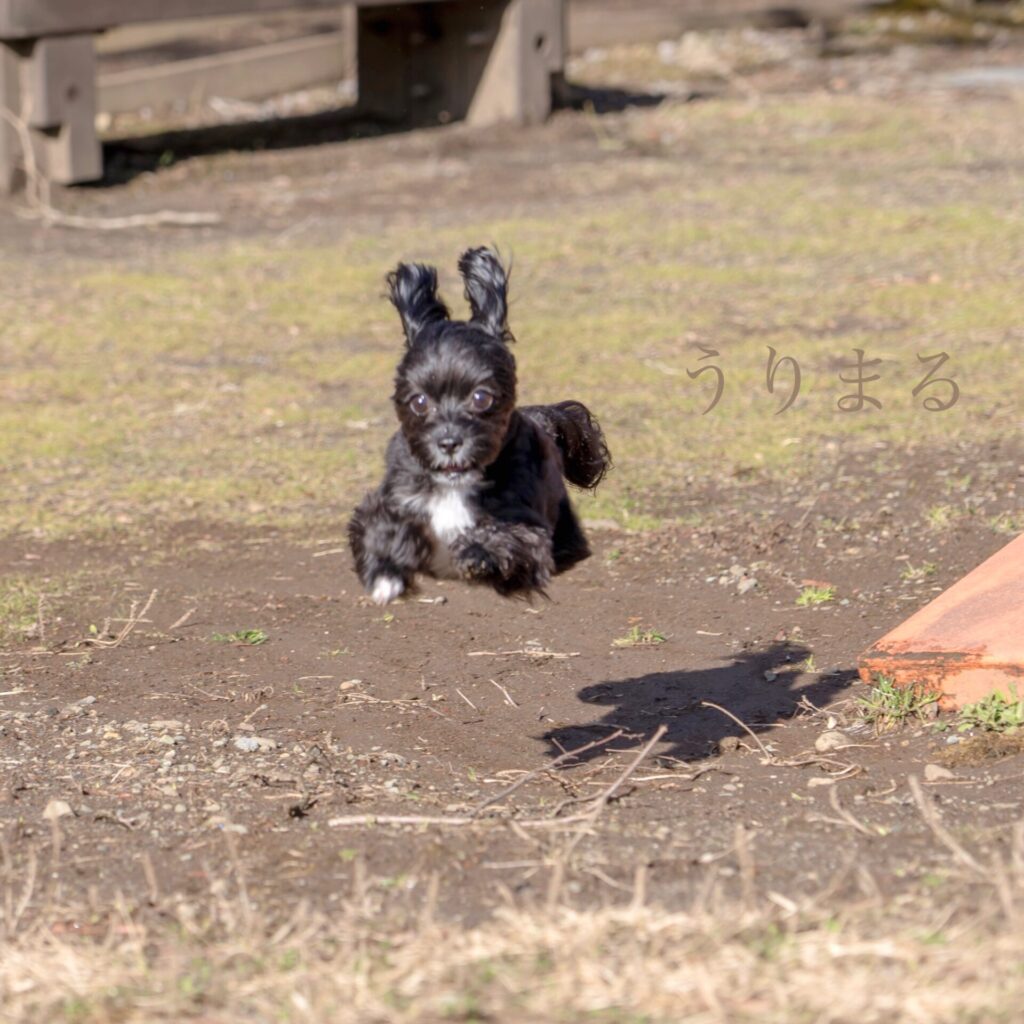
<box><xmin>524</xmin><ymin>401</ymin><xmax>611</xmax><ymax>490</ymax></box>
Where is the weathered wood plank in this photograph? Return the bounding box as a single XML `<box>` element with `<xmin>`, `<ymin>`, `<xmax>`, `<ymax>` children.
<box><xmin>0</xmin><ymin>0</ymin><xmax>869</xmax><ymax>42</ymax></box>
<box><xmin>0</xmin><ymin>40</ymin><xmax>22</xmax><ymax>191</ymax></box>
<box><xmin>98</xmin><ymin>29</ymin><xmax>353</xmax><ymax>115</ymax></box>
<box><xmin>1</xmin><ymin>0</ymin><xmax>567</xmax><ymax>191</ymax></box>
<box><xmin>0</xmin><ymin>34</ymin><xmax>101</xmax><ymax>187</ymax></box>
<box><xmin>0</xmin><ymin>0</ymin><xmax>393</xmax><ymax>38</ymax></box>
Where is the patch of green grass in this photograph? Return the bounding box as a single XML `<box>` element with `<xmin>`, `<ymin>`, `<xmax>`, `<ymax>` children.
<box><xmin>942</xmin><ymin>473</ymin><xmax>973</xmax><ymax>495</ymax></box>
<box><xmin>989</xmin><ymin>512</ymin><xmax>1023</xmax><ymax>536</ymax></box>
<box><xmin>925</xmin><ymin>504</ymin><xmax>956</xmax><ymax>531</ymax></box>
<box><xmin>957</xmin><ymin>691</ymin><xmax>1024</xmax><ymax>733</ymax></box>
<box><xmin>0</xmin><ymin>575</ymin><xmax>41</xmax><ymax>643</ymax></box>
<box><xmin>278</xmin><ymin>949</ymin><xmax>301</xmax><ymax>972</ymax></box>
<box><xmin>612</xmin><ymin>626</ymin><xmax>667</xmax><ymax>648</ymax></box>
<box><xmin>745</xmin><ymin>923</ymin><xmax>790</xmax><ymax>962</ymax></box>
<box><xmin>796</xmin><ymin>585</ymin><xmax>835</xmax><ymax>607</ymax></box>
<box><xmin>858</xmin><ymin>674</ymin><xmax>938</xmax><ymax>729</ymax></box>
<box><xmin>900</xmin><ymin>562</ymin><xmax>937</xmax><ymax>582</ymax></box>
<box><xmin>212</xmin><ymin>629</ymin><xmax>268</xmax><ymax>646</ymax></box>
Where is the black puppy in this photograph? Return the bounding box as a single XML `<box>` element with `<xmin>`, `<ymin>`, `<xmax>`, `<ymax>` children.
<box><xmin>348</xmin><ymin>247</ymin><xmax>610</xmax><ymax>604</ymax></box>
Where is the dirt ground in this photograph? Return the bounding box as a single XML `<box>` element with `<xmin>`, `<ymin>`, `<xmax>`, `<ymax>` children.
<box><xmin>3</xmin><ymin>446</ymin><xmax>1022</xmax><ymax>924</ymax></box>
<box><xmin>3</xmin><ymin>7</ymin><xmax>1024</xmax><ymax>1021</ymax></box>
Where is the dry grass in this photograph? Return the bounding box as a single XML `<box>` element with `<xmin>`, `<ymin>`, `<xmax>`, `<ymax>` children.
<box><xmin>2</xmin><ymin>92</ymin><xmax>1023</xmax><ymax>540</ymax></box>
<box><xmin>939</xmin><ymin>732</ymin><xmax>1024</xmax><ymax>767</ymax></box>
<box><xmin>3</xmin><ymin>843</ymin><xmax>1024</xmax><ymax>1024</ymax></box>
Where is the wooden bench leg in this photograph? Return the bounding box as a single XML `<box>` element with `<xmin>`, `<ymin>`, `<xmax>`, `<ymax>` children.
<box><xmin>466</xmin><ymin>0</ymin><xmax>564</xmax><ymax>126</ymax></box>
<box><xmin>356</xmin><ymin>0</ymin><xmax>563</xmax><ymax>128</ymax></box>
<box><xmin>0</xmin><ymin>33</ymin><xmax>102</xmax><ymax>193</ymax></box>
<box><xmin>0</xmin><ymin>41</ymin><xmax>24</xmax><ymax>193</ymax></box>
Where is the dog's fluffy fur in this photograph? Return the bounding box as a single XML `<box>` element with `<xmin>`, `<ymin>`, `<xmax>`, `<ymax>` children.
<box><xmin>348</xmin><ymin>247</ymin><xmax>610</xmax><ymax>604</ymax></box>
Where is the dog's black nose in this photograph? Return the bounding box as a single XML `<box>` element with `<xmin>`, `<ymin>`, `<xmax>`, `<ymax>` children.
<box><xmin>438</xmin><ymin>436</ymin><xmax>461</xmax><ymax>455</ymax></box>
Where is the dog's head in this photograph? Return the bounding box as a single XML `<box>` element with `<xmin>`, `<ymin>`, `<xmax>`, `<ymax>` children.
<box><xmin>387</xmin><ymin>247</ymin><xmax>516</xmax><ymax>482</ymax></box>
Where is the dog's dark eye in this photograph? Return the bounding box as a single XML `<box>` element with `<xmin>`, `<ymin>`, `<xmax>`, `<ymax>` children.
<box><xmin>470</xmin><ymin>389</ymin><xmax>494</xmax><ymax>413</ymax></box>
<box><xmin>409</xmin><ymin>394</ymin><xmax>430</xmax><ymax>417</ymax></box>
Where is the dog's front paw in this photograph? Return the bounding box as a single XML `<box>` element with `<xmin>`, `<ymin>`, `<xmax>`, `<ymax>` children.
<box><xmin>369</xmin><ymin>575</ymin><xmax>405</xmax><ymax>605</ymax></box>
<box><xmin>457</xmin><ymin>543</ymin><xmax>501</xmax><ymax>581</ymax></box>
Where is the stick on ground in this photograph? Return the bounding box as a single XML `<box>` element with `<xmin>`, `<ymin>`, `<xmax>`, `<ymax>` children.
<box><xmin>473</xmin><ymin>729</ymin><xmax>625</xmax><ymax>815</ymax></box>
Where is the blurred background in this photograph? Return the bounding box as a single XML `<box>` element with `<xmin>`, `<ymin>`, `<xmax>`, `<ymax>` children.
<box><xmin>1</xmin><ymin>0</ymin><xmax>1022</xmax><ymax>539</ymax></box>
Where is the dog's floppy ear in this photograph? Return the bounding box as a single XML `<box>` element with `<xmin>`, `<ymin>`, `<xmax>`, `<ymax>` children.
<box><xmin>458</xmin><ymin>247</ymin><xmax>512</xmax><ymax>343</ymax></box>
<box><xmin>386</xmin><ymin>262</ymin><xmax>450</xmax><ymax>346</ymax></box>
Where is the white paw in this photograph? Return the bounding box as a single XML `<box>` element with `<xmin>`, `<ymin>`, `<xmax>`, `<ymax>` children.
<box><xmin>370</xmin><ymin>576</ymin><xmax>404</xmax><ymax>605</ymax></box>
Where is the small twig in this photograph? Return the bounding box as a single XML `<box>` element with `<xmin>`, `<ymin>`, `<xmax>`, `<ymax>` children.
<box><xmin>79</xmin><ymin>590</ymin><xmax>157</xmax><ymax>649</ymax></box>
<box><xmin>701</xmin><ymin>701</ymin><xmax>772</xmax><ymax>760</ymax></box>
<box><xmin>455</xmin><ymin>688</ymin><xmax>478</xmax><ymax>711</ymax></box>
<box><xmin>224</xmin><ymin>832</ymin><xmax>253</xmax><ymax>928</ymax></box>
<box><xmin>474</xmin><ymin>729</ymin><xmax>625</xmax><ymax>815</ymax></box>
<box><xmin>327</xmin><ymin>805</ymin><xmax>654</xmax><ymax>832</ymax></box>
<box><xmin>795</xmin><ymin>496</ymin><xmax>819</xmax><ymax>531</ymax></box>
<box><xmin>701</xmin><ymin>703</ymin><xmax>860</xmax><ymax>775</ymax></box>
<box><xmin>583</xmin><ymin>724</ymin><xmax>667</xmax><ymax>819</ymax></box>
<box><xmin>35</xmin><ymin>595</ymin><xmax>46</xmax><ymax>648</ymax></box>
<box><xmin>141</xmin><ymin>852</ymin><xmax>160</xmax><ymax>905</ymax></box>
<box><xmin>490</xmin><ymin>679</ymin><xmax>518</xmax><ymax>707</ymax></box>
<box><xmin>468</xmin><ymin>649</ymin><xmax>579</xmax><ymax>659</ymax></box>
<box><xmin>34</xmin><ymin>209</ymin><xmax>221</xmax><ymax>230</ymax></box>
<box><xmin>584</xmin><ymin>865</ymin><xmax>634</xmax><ymax>893</ymax></box>
<box><xmin>735</xmin><ymin>823</ymin><xmax>757</xmax><ymax>906</ymax></box>
<box><xmin>338</xmin><ymin>691</ymin><xmax>451</xmax><ymax>721</ymax></box>
<box><xmin>0</xmin><ymin>108</ymin><xmax>220</xmax><ymax>231</ymax></box>
<box><xmin>186</xmin><ymin>682</ymin><xmax>231</xmax><ymax>702</ymax></box>
<box><xmin>542</xmin><ymin>728</ymin><xmax>667</xmax><ymax>906</ymax></box>
<box><xmin>483</xmin><ymin>859</ymin><xmax>546</xmax><ymax>871</ymax></box>
<box><xmin>909</xmin><ymin>774</ymin><xmax>985</xmax><ymax>875</ymax></box>
<box><xmin>559</xmin><ymin>725</ymin><xmax>669</xmax><ymax>861</ymax></box>
<box><xmin>827</xmin><ymin>785</ymin><xmax>876</xmax><ymax>837</ymax></box>
<box><xmin>328</xmin><ymin>814</ymin><xmax>483</xmax><ymax>828</ymax></box>
<box><xmin>782</xmin><ymin>755</ymin><xmax>863</xmax><ymax>776</ymax></box>
<box><xmin>240</xmin><ymin>702</ymin><xmax>268</xmax><ymax>727</ymax></box>
<box><xmin>0</xmin><ymin>106</ymin><xmax>48</xmax><ymax>210</ymax></box>
<box><xmin>167</xmin><ymin>607</ymin><xmax>197</xmax><ymax>632</ymax></box>
<box><xmin>93</xmin><ymin>811</ymin><xmax>137</xmax><ymax>831</ymax></box>
<box><xmin>10</xmin><ymin>848</ymin><xmax>37</xmax><ymax>934</ymax></box>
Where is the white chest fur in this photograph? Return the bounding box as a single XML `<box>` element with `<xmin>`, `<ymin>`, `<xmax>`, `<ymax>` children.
<box><xmin>426</xmin><ymin>487</ymin><xmax>475</xmax><ymax>542</ymax></box>
<box><xmin>423</xmin><ymin>486</ymin><xmax>475</xmax><ymax>577</ymax></box>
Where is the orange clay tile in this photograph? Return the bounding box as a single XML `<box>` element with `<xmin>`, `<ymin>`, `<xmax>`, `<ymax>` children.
<box><xmin>858</xmin><ymin>532</ymin><xmax>1024</xmax><ymax>710</ymax></box>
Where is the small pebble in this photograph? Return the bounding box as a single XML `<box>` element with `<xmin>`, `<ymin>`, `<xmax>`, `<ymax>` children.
<box><xmin>233</xmin><ymin>735</ymin><xmax>278</xmax><ymax>752</ymax></box>
<box><xmin>43</xmin><ymin>799</ymin><xmax>72</xmax><ymax>821</ymax></box>
<box><xmin>814</xmin><ymin>730</ymin><xmax>848</xmax><ymax>753</ymax></box>
<box><xmin>924</xmin><ymin>763</ymin><xmax>955</xmax><ymax>782</ymax></box>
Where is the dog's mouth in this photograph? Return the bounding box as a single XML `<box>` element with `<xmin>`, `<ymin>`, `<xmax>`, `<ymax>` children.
<box><xmin>432</xmin><ymin>462</ymin><xmax>479</xmax><ymax>482</ymax></box>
